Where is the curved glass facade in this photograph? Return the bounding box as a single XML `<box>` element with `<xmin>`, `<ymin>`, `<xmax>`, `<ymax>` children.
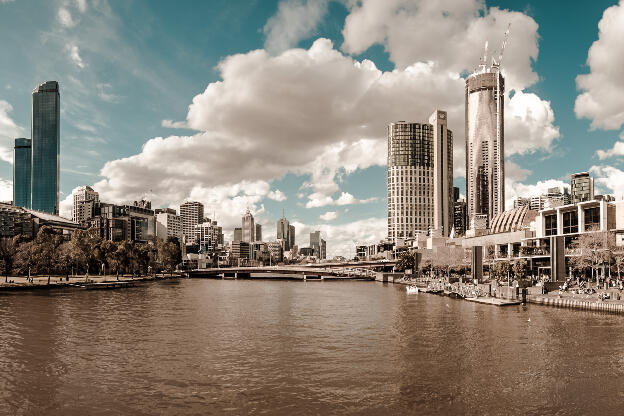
<box><xmin>31</xmin><ymin>81</ymin><xmax>60</xmax><ymax>214</ymax></box>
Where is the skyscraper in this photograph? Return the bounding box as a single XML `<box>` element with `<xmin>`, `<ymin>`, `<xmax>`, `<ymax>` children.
<box><xmin>277</xmin><ymin>212</ymin><xmax>291</xmax><ymax>251</ymax></box>
<box><xmin>13</xmin><ymin>138</ymin><xmax>31</xmax><ymax>208</ymax></box>
<box><xmin>465</xmin><ymin>43</ymin><xmax>505</xmax><ymax>228</ymax></box>
<box><xmin>255</xmin><ymin>223</ymin><xmax>262</xmax><ymax>242</ymax></box>
<box><xmin>571</xmin><ymin>172</ymin><xmax>594</xmax><ymax>204</ymax></box>
<box><xmin>242</xmin><ymin>209</ymin><xmax>255</xmax><ymax>243</ymax></box>
<box><xmin>180</xmin><ymin>201</ymin><xmax>204</xmax><ymax>244</ymax></box>
<box><xmin>386</xmin><ymin>109</ymin><xmax>453</xmax><ymax>241</ymax></box>
<box><xmin>288</xmin><ymin>224</ymin><xmax>295</xmax><ymax>250</ymax></box>
<box><xmin>72</xmin><ymin>185</ymin><xmax>99</xmax><ymax>223</ymax></box>
<box><xmin>31</xmin><ymin>81</ymin><xmax>60</xmax><ymax>214</ymax></box>
<box><xmin>310</xmin><ymin>231</ymin><xmax>326</xmax><ymax>259</ymax></box>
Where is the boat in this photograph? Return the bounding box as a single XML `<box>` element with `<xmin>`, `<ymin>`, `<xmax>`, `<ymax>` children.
<box><xmin>406</xmin><ymin>285</ymin><xmax>419</xmax><ymax>294</ymax></box>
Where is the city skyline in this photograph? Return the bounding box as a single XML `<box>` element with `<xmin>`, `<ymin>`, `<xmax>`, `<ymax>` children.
<box><xmin>2</xmin><ymin>1</ymin><xmax>624</xmax><ymax>257</ymax></box>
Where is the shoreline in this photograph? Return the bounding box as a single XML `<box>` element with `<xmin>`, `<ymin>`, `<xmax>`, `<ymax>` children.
<box><xmin>0</xmin><ymin>274</ymin><xmax>180</xmax><ymax>292</ymax></box>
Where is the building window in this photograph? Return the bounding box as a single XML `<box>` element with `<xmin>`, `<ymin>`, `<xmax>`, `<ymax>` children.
<box><xmin>545</xmin><ymin>214</ymin><xmax>557</xmax><ymax>236</ymax></box>
<box><xmin>562</xmin><ymin>211</ymin><xmax>578</xmax><ymax>234</ymax></box>
<box><xmin>584</xmin><ymin>207</ymin><xmax>600</xmax><ymax>231</ymax></box>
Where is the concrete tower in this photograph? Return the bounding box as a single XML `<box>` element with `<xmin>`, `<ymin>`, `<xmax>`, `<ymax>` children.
<box><xmin>465</xmin><ymin>40</ymin><xmax>506</xmax><ymax>229</ymax></box>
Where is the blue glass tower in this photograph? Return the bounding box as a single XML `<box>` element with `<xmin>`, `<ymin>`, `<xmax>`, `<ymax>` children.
<box><xmin>13</xmin><ymin>138</ymin><xmax>31</xmax><ymax>208</ymax></box>
<box><xmin>31</xmin><ymin>81</ymin><xmax>60</xmax><ymax>214</ymax></box>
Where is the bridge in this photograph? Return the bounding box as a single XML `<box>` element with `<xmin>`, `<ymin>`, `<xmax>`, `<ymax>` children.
<box><xmin>185</xmin><ymin>260</ymin><xmax>397</xmax><ymax>281</ymax></box>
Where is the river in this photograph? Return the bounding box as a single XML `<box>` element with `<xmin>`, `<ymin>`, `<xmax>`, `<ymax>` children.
<box><xmin>1</xmin><ymin>279</ymin><xmax>623</xmax><ymax>415</ymax></box>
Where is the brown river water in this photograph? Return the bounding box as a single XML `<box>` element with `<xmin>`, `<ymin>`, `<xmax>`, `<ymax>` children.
<box><xmin>1</xmin><ymin>279</ymin><xmax>623</xmax><ymax>415</ymax></box>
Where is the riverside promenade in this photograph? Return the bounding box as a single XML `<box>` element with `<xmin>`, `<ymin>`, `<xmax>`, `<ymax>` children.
<box><xmin>383</xmin><ymin>273</ymin><xmax>624</xmax><ymax>314</ymax></box>
<box><xmin>0</xmin><ymin>274</ymin><xmax>178</xmax><ymax>292</ymax></box>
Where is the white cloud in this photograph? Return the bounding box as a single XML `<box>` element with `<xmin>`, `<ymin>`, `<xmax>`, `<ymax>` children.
<box><xmin>1</xmin><ymin>0</ymin><xmax>16</xmax><ymax>4</ymax></box>
<box><xmin>67</xmin><ymin>44</ymin><xmax>84</xmax><ymax>68</ymax></box>
<box><xmin>306</xmin><ymin>191</ymin><xmax>377</xmax><ymax>208</ymax></box>
<box><xmin>505</xmin><ymin>90</ymin><xmax>560</xmax><ymax>155</ymax></box>
<box><xmin>590</xmin><ymin>165</ymin><xmax>624</xmax><ymax>198</ymax></box>
<box><xmin>342</xmin><ymin>0</ymin><xmax>540</xmax><ymax>91</ymax></box>
<box><xmin>162</xmin><ymin>119</ymin><xmax>188</xmax><ymax>129</ymax></box>
<box><xmin>596</xmin><ymin>132</ymin><xmax>624</xmax><ymax>159</ymax></box>
<box><xmin>96</xmin><ymin>83</ymin><xmax>121</xmax><ymax>102</ymax></box>
<box><xmin>0</xmin><ymin>99</ymin><xmax>26</xmax><ymax>163</ymax></box>
<box><xmin>505</xmin><ymin>178</ymin><xmax>569</xmax><ymax>210</ymax></box>
<box><xmin>293</xmin><ymin>217</ymin><xmax>386</xmax><ymax>258</ymax></box>
<box><xmin>76</xmin><ymin>0</ymin><xmax>87</xmax><ymax>13</ymax></box>
<box><xmin>575</xmin><ymin>1</ymin><xmax>624</xmax><ymax>130</ymax></box>
<box><xmin>0</xmin><ymin>178</ymin><xmax>12</xmax><ymax>203</ymax></box>
<box><xmin>58</xmin><ymin>7</ymin><xmax>76</xmax><ymax>27</ymax></box>
<box><xmin>263</xmin><ymin>0</ymin><xmax>329</xmax><ymax>54</ymax></box>
<box><xmin>267</xmin><ymin>189</ymin><xmax>287</xmax><ymax>201</ymax></box>
<box><xmin>320</xmin><ymin>211</ymin><xmax>338</xmax><ymax>221</ymax></box>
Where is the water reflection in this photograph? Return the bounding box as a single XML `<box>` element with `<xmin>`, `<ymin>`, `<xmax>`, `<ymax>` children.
<box><xmin>1</xmin><ymin>280</ymin><xmax>624</xmax><ymax>415</ymax></box>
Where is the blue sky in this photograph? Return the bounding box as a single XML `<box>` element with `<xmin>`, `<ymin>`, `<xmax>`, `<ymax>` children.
<box><xmin>1</xmin><ymin>0</ymin><xmax>624</xmax><ymax>257</ymax></box>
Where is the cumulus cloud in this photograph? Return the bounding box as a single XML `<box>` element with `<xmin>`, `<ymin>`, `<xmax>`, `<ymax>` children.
<box><xmin>306</xmin><ymin>191</ymin><xmax>377</xmax><ymax>208</ymax></box>
<box><xmin>0</xmin><ymin>178</ymin><xmax>12</xmax><ymax>203</ymax></box>
<box><xmin>504</xmin><ymin>161</ymin><xmax>568</xmax><ymax>210</ymax></box>
<box><xmin>67</xmin><ymin>44</ymin><xmax>85</xmax><ymax>68</ymax></box>
<box><xmin>0</xmin><ymin>99</ymin><xmax>26</xmax><ymax>163</ymax></box>
<box><xmin>320</xmin><ymin>211</ymin><xmax>338</xmax><ymax>221</ymax></box>
<box><xmin>575</xmin><ymin>1</ymin><xmax>624</xmax><ymax>130</ymax></box>
<box><xmin>293</xmin><ymin>217</ymin><xmax>386</xmax><ymax>258</ymax></box>
<box><xmin>590</xmin><ymin>165</ymin><xmax>624</xmax><ymax>198</ymax></box>
<box><xmin>342</xmin><ymin>0</ymin><xmax>539</xmax><ymax>91</ymax></box>
<box><xmin>505</xmin><ymin>91</ymin><xmax>560</xmax><ymax>155</ymax></box>
<box><xmin>267</xmin><ymin>189</ymin><xmax>287</xmax><ymax>201</ymax></box>
<box><xmin>596</xmin><ymin>132</ymin><xmax>624</xmax><ymax>159</ymax></box>
<box><xmin>263</xmin><ymin>0</ymin><xmax>329</xmax><ymax>54</ymax></box>
<box><xmin>58</xmin><ymin>7</ymin><xmax>75</xmax><ymax>27</ymax></box>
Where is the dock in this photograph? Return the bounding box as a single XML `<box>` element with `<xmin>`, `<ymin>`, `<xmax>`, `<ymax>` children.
<box><xmin>465</xmin><ymin>297</ymin><xmax>522</xmax><ymax>306</ymax></box>
<box><xmin>84</xmin><ymin>281</ymin><xmax>136</xmax><ymax>290</ymax></box>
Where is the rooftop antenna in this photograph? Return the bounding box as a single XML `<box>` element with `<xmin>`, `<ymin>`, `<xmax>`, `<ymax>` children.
<box><xmin>491</xmin><ymin>23</ymin><xmax>511</xmax><ymax>70</ymax></box>
<box><xmin>282</xmin><ymin>207</ymin><xmax>285</xmax><ymax>218</ymax></box>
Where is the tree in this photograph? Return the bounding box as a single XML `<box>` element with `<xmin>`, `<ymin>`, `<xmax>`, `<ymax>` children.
<box><xmin>30</xmin><ymin>227</ymin><xmax>64</xmax><ymax>281</ymax></box>
<box><xmin>395</xmin><ymin>251</ymin><xmax>416</xmax><ymax>273</ymax></box>
<box><xmin>70</xmin><ymin>229</ymin><xmax>102</xmax><ymax>275</ymax></box>
<box><xmin>613</xmin><ymin>247</ymin><xmax>624</xmax><ymax>282</ymax></box>
<box><xmin>493</xmin><ymin>261</ymin><xmax>511</xmax><ymax>280</ymax></box>
<box><xmin>0</xmin><ymin>236</ymin><xmax>20</xmax><ymax>282</ymax></box>
<box><xmin>483</xmin><ymin>244</ymin><xmax>495</xmax><ymax>278</ymax></box>
<box><xmin>134</xmin><ymin>243</ymin><xmax>151</xmax><ymax>276</ymax></box>
<box><xmin>570</xmin><ymin>230</ymin><xmax>612</xmax><ymax>284</ymax></box>
<box><xmin>158</xmin><ymin>237</ymin><xmax>182</xmax><ymax>275</ymax></box>
<box><xmin>513</xmin><ymin>259</ymin><xmax>527</xmax><ymax>280</ymax></box>
<box><xmin>14</xmin><ymin>240</ymin><xmax>34</xmax><ymax>277</ymax></box>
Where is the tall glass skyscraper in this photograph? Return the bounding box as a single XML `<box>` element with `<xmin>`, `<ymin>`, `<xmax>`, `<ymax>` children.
<box><xmin>13</xmin><ymin>138</ymin><xmax>31</xmax><ymax>208</ymax></box>
<box><xmin>31</xmin><ymin>81</ymin><xmax>60</xmax><ymax>214</ymax></box>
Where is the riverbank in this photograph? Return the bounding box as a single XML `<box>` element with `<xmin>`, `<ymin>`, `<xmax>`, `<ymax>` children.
<box><xmin>0</xmin><ymin>274</ymin><xmax>179</xmax><ymax>292</ymax></box>
<box><xmin>386</xmin><ymin>274</ymin><xmax>624</xmax><ymax>314</ymax></box>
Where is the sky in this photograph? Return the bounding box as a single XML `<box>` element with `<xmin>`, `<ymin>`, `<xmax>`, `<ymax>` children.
<box><xmin>1</xmin><ymin>0</ymin><xmax>624</xmax><ymax>258</ymax></box>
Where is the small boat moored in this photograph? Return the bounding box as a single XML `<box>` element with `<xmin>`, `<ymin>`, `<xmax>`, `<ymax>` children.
<box><xmin>406</xmin><ymin>285</ymin><xmax>419</xmax><ymax>294</ymax></box>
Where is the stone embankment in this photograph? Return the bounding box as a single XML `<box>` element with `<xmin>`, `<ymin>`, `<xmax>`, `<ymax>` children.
<box><xmin>0</xmin><ymin>274</ymin><xmax>178</xmax><ymax>292</ymax></box>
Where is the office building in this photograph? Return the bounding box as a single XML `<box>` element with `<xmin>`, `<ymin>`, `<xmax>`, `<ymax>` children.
<box><xmin>571</xmin><ymin>172</ymin><xmax>594</xmax><ymax>204</ymax></box>
<box><xmin>309</xmin><ymin>231</ymin><xmax>327</xmax><ymax>260</ymax></box>
<box><xmin>155</xmin><ymin>208</ymin><xmax>182</xmax><ymax>241</ymax></box>
<box><xmin>180</xmin><ymin>201</ymin><xmax>204</xmax><ymax>244</ymax></box>
<box><xmin>31</xmin><ymin>81</ymin><xmax>60</xmax><ymax>214</ymax></box>
<box><xmin>195</xmin><ymin>219</ymin><xmax>224</xmax><ymax>256</ymax></box>
<box><xmin>277</xmin><ymin>212</ymin><xmax>294</xmax><ymax>251</ymax></box>
<box><xmin>233</xmin><ymin>227</ymin><xmax>242</xmax><ymax>241</ymax></box>
<box><xmin>72</xmin><ymin>186</ymin><xmax>99</xmax><ymax>223</ymax></box>
<box><xmin>465</xmin><ymin>45</ymin><xmax>505</xmax><ymax>228</ymax></box>
<box><xmin>231</xmin><ymin>240</ymin><xmax>251</xmax><ymax>261</ymax></box>
<box><xmin>453</xmin><ymin>199</ymin><xmax>467</xmax><ymax>237</ymax></box>
<box><xmin>255</xmin><ymin>223</ymin><xmax>262</xmax><ymax>242</ymax></box>
<box><xmin>13</xmin><ymin>138</ymin><xmax>31</xmax><ymax>208</ymax></box>
<box><xmin>242</xmin><ymin>209</ymin><xmax>255</xmax><ymax>242</ymax></box>
<box><xmin>387</xmin><ymin>109</ymin><xmax>453</xmax><ymax>241</ymax></box>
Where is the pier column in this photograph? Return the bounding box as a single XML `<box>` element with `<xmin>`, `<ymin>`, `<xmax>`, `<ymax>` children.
<box><xmin>471</xmin><ymin>246</ymin><xmax>483</xmax><ymax>283</ymax></box>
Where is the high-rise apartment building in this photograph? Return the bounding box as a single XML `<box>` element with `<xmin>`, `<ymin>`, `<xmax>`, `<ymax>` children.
<box><xmin>571</xmin><ymin>172</ymin><xmax>594</xmax><ymax>204</ymax></box>
<box><xmin>242</xmin><ymin>209</ymin><xmax>255</xmax><ymax>243</ymax></box>
<box><xmin>195</xmin><ymin>219</ymin><xmax>224</xmax><ymax>256</ymax></box>
<box><xmin>465</xmin><ymin>47</ymin><xmax>505</xmax><ymax>228</ymax></box>
<box><xmin>180</xmin><ymin>201</ymin><xmax>204</xmax><ymax>244</ymax></box>
<box><xmin>13</xmin><ymin>138</ymin><xmax>31</xmax><ymax>208</ymax></box>
<box><xmin>72</xmin><ymin>186</ymin><xmax>99</xmax><ymax>223</ymax></box>
<box><xmin>31</xmin><ymin>81</ymin><xmax>60</xmax><ymax>214</ymax></box>
<box><xmin>155</xmin><ymin>208</ymin><xmax>182</xmax><ymax>241</ymax></box>
<box><xmin>387</xmin><ymin>109</ymin><xmax>453</xmax><ymax>241</ymax></box>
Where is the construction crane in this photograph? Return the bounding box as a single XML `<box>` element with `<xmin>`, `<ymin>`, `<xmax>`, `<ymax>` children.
<box><xmin>491</xmin><ymin>23</ymin><xmax>511</xmax><ymax>70</ymax></box>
